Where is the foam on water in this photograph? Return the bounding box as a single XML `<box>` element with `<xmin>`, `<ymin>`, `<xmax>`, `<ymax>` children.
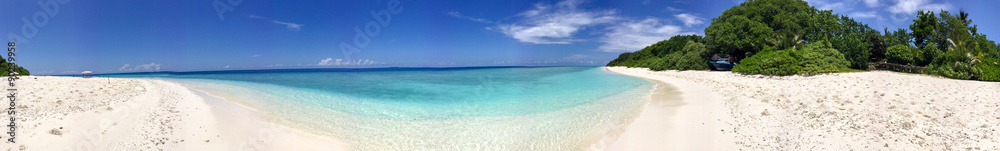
<box><xmin>112</xmin><ymin>67</ymin><xmax>653</xmax><ymax>150</ymax></box>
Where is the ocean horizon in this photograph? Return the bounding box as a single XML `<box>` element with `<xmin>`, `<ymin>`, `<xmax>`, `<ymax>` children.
<box><xmin>89</xmin><ymin>66</ymin><xmax>655</xmax><ymax>150</ymax></box>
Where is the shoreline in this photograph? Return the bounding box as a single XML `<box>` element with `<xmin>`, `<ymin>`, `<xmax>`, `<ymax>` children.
<box><xmin>184</xmin><ymin>87</ymin><xmax>351</xmax><ymax>150</ymax></box>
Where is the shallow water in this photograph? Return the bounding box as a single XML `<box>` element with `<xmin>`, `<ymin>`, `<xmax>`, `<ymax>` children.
<box><xmin>102</xmin><ymin>67</ymin><xmax>654</xmax><ymax>150</ymax></box>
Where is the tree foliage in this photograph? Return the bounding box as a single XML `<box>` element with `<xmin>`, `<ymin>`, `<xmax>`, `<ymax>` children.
<box><xmin>911</xmin><ymin>11</ymin><xmax>938</xmax><ymax>48</ymax></box>
<box><xmin>732</xmin><ymin>47</ymin><xmax>800</xmax><ymax>75</ymax></box>
<box><xmin>705</xmin><ymin>15</ymin><xmax>772</xmax><ymax>59</ymax></box>
<box><xmin>797</xmin><ymin>41</ymin><xmax>850</xmax><ymax>74</ymax></box>
<box><xmin>674</xmin><ymin>41</ymin><xmax>711</xmax><ymax>70</ymax></box>
<box><xmin>733</xmin><ymin>41</ymin><xmax>849</xmax><ymax>75</ymax></box>
<box><xmin>704</xmin><ymin>0</ymin><xmax>817</xmax><ymax>59</ymax></box>
<box><xmin>609</xmin><ymin>0</ymin><xmax>1000</xmax><ymax>82</ymax></box>
<box><xmin>607</xmin><ymin>35</ymin><xmax>709</xmax><ymax>71</ymax></box>
<box><xmin>0</xmin><ymin>56</ymin><xmax>29</xmax><ymax>76</ymax></box>
<box><xmin>917</xmin><ymin>43</ymin><xmax>943</xmax><ymax>66</ymax></box>
<box><xmin>886</xmin><ymin>44</ymin><xmax>916</xmax><ymax>65</ymax></box>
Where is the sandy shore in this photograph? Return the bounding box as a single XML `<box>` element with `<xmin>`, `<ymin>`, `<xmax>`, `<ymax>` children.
<box><xmin>1</xmin><ymin>76</ymin><xmax>347</xmax><ymax>150</ymax></box>
<box><xmin>604</xmin><ymin>67</ymin><xmax>1000</xmax><ymax>150</ymax></box>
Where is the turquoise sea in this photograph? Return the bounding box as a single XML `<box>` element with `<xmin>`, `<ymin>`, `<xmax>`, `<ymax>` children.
<box><xmin>99</xmin><ymin>66</ymin><xmax>654</xmax><ymax>150</ymax></box>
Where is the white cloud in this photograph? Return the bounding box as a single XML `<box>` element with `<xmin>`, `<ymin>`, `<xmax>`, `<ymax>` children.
<box><xmin>642</xmin><ymin>0</ymin><xmax>651</xmax><ymax>5</ymax></box>
<box><xmin>273</xmin><ymin>21</ymin><xmax>303</xmax><ymax>30</ymax></box>
<box><xmin>446</xmin><ymin>11</ymin><xmax>492</xmax><ymax>23</ymax></box>
<box><xmin>119</xmin><ymin>63</ymin><xmax>161</xmax><ymax>71</ymax></box>
<box><xmin>318</xmin><ymin>58</ymin><xmax>336</xmax><ymax>65</ymax></box>
<box><xmin>493</xmin><ymin>0</ymin><xmax>697</xmax><ymax>53</ymax></box>
<box><xmin>861</xmin><ymin>0</ymin><xmax>880</xmax><ymax>7</ymax></box>
<box><xmin>318</xmin><ymin>58</ymin><xmax>378</xmax><ymax>66</ymax></box>
<box><xmin>134</xmin><ymin>63</ymin><xmax>161</xmax><ymax>71</ymax></box>
<box><xmin>598</xmin><ymin>18</ymin><xmax>694</xmax><ymax>52</ymax></box>
<box><xmin>887</xmin><ymin>0</ymin><xmax>951</xmax><ymax>14</ymax></box>
<box><xmin>849</xmin><ymin>11</ymin><xmax>879</xmax><ymax>19</ymax></box>
<box><xmin>563</xmin><ymin>54</ymin><xmax>589</xmax><ymax>60</ymax></box>
<box><xmin>495</xmin><ymin>0</ymin><xmax>620</xmax><ymax>44</ymax></box>
<box><xmin>118</xmin><ymin>64</ymin><xmax>130</xmax><ymax>71</ymax></box>
<box><xmin>665</xmin><ymin>7</ymin><xmax>683</xmax><ymax>12</ymax></box>
<box><xmin>674</xmin><ymin>13</ymin><xmax>705</xmax><ymax>27</ymax></box>
<box><xmin>249</xmin><ymin>15</ymin><xmax>303</xmax><ymax>31</ymax></box>
<box><xmin>118</xmin><ymin>63</ymin><xmax>161</xmax><ymax>71</ymax></box>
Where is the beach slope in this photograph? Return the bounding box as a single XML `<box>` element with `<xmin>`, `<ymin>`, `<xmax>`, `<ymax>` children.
<box><xmin>605</xmin><ymin>67</ymin><xmax>1000</xmax><ymax>150</ymax></box>
<box><xmin>1</xmin><ymin>76</ymin><xmax>347</xmax><ymax>151</ymax></box>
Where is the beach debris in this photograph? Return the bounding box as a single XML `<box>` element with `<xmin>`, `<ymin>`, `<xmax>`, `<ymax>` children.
<box><xmin>49</xmin><ymin>128</ymin><xmax>62</xmax><ymax>135</ymax></box>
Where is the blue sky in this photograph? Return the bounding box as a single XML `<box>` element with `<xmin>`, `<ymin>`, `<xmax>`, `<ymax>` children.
<box><xmin>2</xmin><ymin>0</ymin><xmax>997</xmax><ymax>75</ymax></box>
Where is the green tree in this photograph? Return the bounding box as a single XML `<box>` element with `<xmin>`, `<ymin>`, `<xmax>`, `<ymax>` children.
<box><xmin>705</xmin><ymin>0</ymin><xmax>817</xmax><ymax>60</ymax></box>
<box><xmin>705</xmin><ymin>15</ymin><xmax>773</xmax><ymax>59</ymax></box>
<box><xmin>911</xmin><ymin>10</ymin><xmax>938</xmax><ymax>48</ymax></box>
<box><xmin>918</xmin><ymin>43</ymin><xmax>942</xmax><ymax>66</ymax></box>
<box><xmin>886</xmin><ymin>44</ymin><xmax>916</xmax><ymax>65</ymax></box>
<box><xmin>766</xmin><ymin>30</ymin><xmax>805</xmax><ymax>50</ymax></box>
<box><xmin>653</xmin><ymin>35</ymin><xmax>704</xmax><ymax>57</ymax></box>
<box><xmin>674</xmin><ymin>41</ymin><xmax>711</xmax><ymax>70</ymax></box>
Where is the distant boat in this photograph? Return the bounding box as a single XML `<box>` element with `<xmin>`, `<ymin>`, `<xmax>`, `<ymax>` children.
<box><xmin>389</xmin><ymin>67</ymin><xmax>400</xmax><ymax>68</ymax></box>
<box><xmin>709</xmin><ymin>54</ymin><xmax>735</xmax><ymax>71</ymax></box>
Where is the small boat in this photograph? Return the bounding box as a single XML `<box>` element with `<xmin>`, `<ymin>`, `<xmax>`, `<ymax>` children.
<box><xmin>709</xmin><ymin>54</ymin><xmax>736</xmax><ymax>71</ymax></box>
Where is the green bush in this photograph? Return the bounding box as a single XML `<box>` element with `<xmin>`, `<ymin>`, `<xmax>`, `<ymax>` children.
<box><xmin>927</xmin><ymin>62</ymin><xmax>980</xmax><ymax>80</ymax></box>
<box><xmin>733</xmin><ymin>47</ymin><xmax>801</xmax><ymax>75</ymax></box>
<box><xmin>647</xmin><ymin>41</ymin><xmax>710</xmax><ymax>71</ymax></box>
<box><xmin>733</xmin><ymin>42</ymin><xmax>849</xmax><ymax>75</ymax></box>
<box><xmin>886</xmin><ymin>44</ymin><xmax>915</xmax><ymax>65</ymax></box>
<box><xmin>917</xmin><ymin>43</ymin><xmax>942</xmax><ymax>66</ymax></box>
<box><xmin>674</xmin><ymin>41</ymin><xmax>710</xmax><ymax>70</ymax></box>
<box><xmin>676</xmin><ymin>51</ymin><xmax>708</xmax><ymax>70</ymax></box>
<box><xmin>650</xmin><ymin>57</ymin><xmax>669</xmax><ymax>71</ymax></box>
<box><xmin>976</xmin><ymin>57</ymin><xmax>1000</xmax><ymax>82</ymax></box>
<box><xmin>798</xmin><ymin>41</ymin><xmax>850</xmax><ymax>74</ymax></box>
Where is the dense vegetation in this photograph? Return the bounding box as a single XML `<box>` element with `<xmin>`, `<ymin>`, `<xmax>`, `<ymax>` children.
<box><xmin>606</xmin><ymin>35</ymin><xmax>708</xmax><ymax>71</ymax></box>
<box><xmin>607</xmin><ymin>0</ymin><xmax>1000</xmax><ymax>82</ymax></box>
<box><xmin>0</xmin><ymin>56</ymin><xmax>29</xmax><ymax>76</ymax></box>
<box><xmin>732</xmin><ymin>41</ymin><xmax>849</xmax><ymax>75</ymax></box>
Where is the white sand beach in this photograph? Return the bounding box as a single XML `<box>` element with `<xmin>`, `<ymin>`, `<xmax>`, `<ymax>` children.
<box><xmin>5</xmin><ymin>68</ymin><xmax>1000</xmax><ymax>151</ymax></box>
<box><xmin>604</xmin><ymin>67</ymin><xmax>1000</xmax><ymax>150</ymax></box>
<box><xmin>1</xmin><ymin>76</ymin><xmax>348</xmax><ymax>151</ymax></box>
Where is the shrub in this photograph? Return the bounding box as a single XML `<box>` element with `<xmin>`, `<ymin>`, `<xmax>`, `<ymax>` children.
<box><xmin>916</xmin><ymin>43</ymin><xmax>942</xmax><ymax>66</ymax></box>
<box><xmin>650</xmin><ymin>57</ymin><xmax>670</xmax><ymax>71</ymax></box>
<box><xmin>976</xmin><ymin>57</ymin><xmax>1000</xmax><ymax>82</ymax></box>
<box><xmin>674</xmin><ymin>41</ymin><xmax>710</xmax><ymax>70</ymax></box>
<box><xmin>733</xmin><ymin>47</ymin><xmax>801</xmax><ymax>75</ymax></box>
<box><xmin>886</xmin><ymin>44</ymin><xmax>915</xmax><ymax>65</ymax></box>
<box><xmin>676</xmin><ymin>51</ymin><xmax>709</xmax><ymax>70</ymax></box>
<box><xmin>927</xmin><ymin>62</ymin><xmax>980</xmax><ymax>80</ymax></box>
<box><xmin>798</xmin><ymin>41</ymin><xmax>850</xmax><ymax>74</ymax></box>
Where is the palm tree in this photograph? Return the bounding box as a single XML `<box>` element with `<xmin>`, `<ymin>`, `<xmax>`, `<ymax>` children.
<box><xmin>947</xmin><ymin>37</ymin><xmax>980</xmax><ymax>65</ymax></box>
<box><xmin>767</xmin><ymin>30</ymin><xmax>805</xmax><ymax>50</ymax></box>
